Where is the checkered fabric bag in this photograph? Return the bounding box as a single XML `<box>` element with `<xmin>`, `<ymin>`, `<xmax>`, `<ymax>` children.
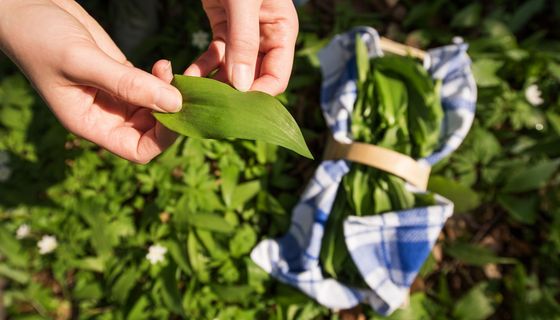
<box><xmin>251</xmin><ymin>26</ymin><xmax>477</xmax><ymax>315</ymax></box>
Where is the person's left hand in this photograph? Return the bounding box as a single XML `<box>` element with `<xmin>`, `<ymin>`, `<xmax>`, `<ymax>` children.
<box><xmin>185</xmin><ymin>0</ymin><xmax>299</xmax><ymax>96</ymax></box>
<box><xmin>0</xmin><ymin>0</ymin><xmax>181</xmax><ymax>164</ymax></box>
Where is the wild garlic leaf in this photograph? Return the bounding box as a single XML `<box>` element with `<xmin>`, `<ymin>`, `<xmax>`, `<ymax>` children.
<box><xmin>154</xmin><ymin>75</ymin><xmax>313</xmax><ymax>159</ymax></box>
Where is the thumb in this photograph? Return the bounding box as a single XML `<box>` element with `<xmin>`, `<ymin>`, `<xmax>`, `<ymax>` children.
<box><xmin>64</xmin><ymin>46</ymin><xmax>182</xmax><ymax>112</ymax></box>
<box><xmin>225</xmin><ymin>0</ymin><xmax>262</xmax><ymax>92</ymax></box>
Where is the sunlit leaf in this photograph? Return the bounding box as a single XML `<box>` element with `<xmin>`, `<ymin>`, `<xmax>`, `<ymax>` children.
<box><xmin>428</xmin><ymin>176</ymin><xmax>480</xmax><ymax>213</ymax></box>
<box><xmin>154</xmin><ymin>75</ymin><xmax>313</xmax><ymax>159</ymax></box>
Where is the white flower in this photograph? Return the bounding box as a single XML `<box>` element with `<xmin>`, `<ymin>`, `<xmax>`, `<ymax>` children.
<box><xmin>38</xmin><ymin>235</ymin><xmax>58</xmax><ymax>255</ymax></box>
<box><xmin>0</xmin><ymin>166</ymin><xmax>11</xmax><ymax>182</ymax></box>
<box><xmin>0</xmin><ymin>151</ymin><xmax>9</xmax><ymax>165</ymax></box>
<box><xmin>146</xmin><ymin>244</ymin><xmax>167</xmax><ymax>265</ymax></box>
<box><xmin>535</xmin><ymin>123</ymin><xmax>544</xmax><ymax>131</ymax></box>
<box><xmin>16</xmin><ymin>224</ymin><xmax>31</xmax><ymax>239</ymax></box>
<box><xmin>191</xmin><ymin>30</ymin><xmax>209</xmax><ymax>50</ymax></box>
<box><xmin>525</xmin><ymin>84</ymin><xmax>543</xmax><ymax>106</ymax></box>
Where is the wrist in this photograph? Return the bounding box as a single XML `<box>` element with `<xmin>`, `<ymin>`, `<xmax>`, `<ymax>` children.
<box><xmin>0</xmin><ymin>0</ymin><xmax>37</xmax><ymax>52</ymax></box>
<box><xmin>0</xmin><ymin>0</ymin><xmax>32</xmax><ymax>60</ymax></box>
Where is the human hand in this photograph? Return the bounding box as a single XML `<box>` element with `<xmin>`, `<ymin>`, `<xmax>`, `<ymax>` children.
<box><xmin>185</xmin><ymin>0</ymin><xmax>298</xmax><ymax>96</ymax></box>
<box><xmin>0</xmin><ymin>0</ymin><xmax>182</xmax><ymax>164</ymax></box>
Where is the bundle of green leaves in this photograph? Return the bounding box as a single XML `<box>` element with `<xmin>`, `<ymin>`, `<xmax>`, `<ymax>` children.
<box><xmin>320</xmin><ymin>37</ymin><xmax>444</xmax><ymax>287</ymax></box>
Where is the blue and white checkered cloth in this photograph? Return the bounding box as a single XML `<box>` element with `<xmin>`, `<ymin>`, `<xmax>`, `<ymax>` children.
<box><xmin>251</xmin><ymin>27</ymin><xmax>477</xmax><ymax>315</ymax></box>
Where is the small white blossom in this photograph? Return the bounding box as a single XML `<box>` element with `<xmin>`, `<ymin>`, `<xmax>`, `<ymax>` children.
<box><xmin>0</xmin><ymin>166</ymin><xmax>11</xmax><ymax>182</ymax></box>
<box><xmin>16</xmin><ymin>224</ymin><xmax>31</xmax><ymax>239</ymax></box>
<box><xmin>535</xmin><ymin>123</ymin><xmax>544</xmax><ymax>131</ymax></box>
<box><xmin>0</xmin><ymin>151</ymin><xmax>9</xmax><ymax>165</ymax></box>
<box><xmin>146</xmin><ymin>244</ymin><xmax>167</xmax><ymax>265</ymax></box>
<box><xmin>191</xmin><ymin>30</ymin><xmax>210</xmax><ymax>50</ymax></box>
<box><xmin>38</xmin><ymin>235</ymin><xmax>58</xmax><ymax>255</ymax></box>
<box><xmin>525</xmin><ymin>84</ymin><xmax>543</xmax><ymax>106</ymax></box>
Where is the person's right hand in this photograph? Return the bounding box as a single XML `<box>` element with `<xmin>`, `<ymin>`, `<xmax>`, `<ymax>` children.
<box><xmin>0</xmin><ymin>0</ymin><xmax>182</xmax><ymax>164</ymax></box>
<box><xmin>186</xmin><ymin>0</ymin><xmax>298</xmax><ymax>96</ymax></box>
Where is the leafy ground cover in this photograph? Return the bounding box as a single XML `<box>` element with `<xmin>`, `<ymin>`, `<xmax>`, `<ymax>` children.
<box><xmin>0</xmin><ymin>0</ymin><xmax>559</xmax><ymax>319</ymax></box>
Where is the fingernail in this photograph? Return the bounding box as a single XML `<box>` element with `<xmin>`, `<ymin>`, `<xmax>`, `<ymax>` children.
<box><xmin>157</xmin><ymin>87</ymin><xmax>182</xmax><ymax>112</ymax></box>
<box><xmin>232</xmin><ymin>63</ymin><xmax>252</xmax><ymax>92</ymax></box>
<box><xmin>164</xmin><ymin>60</ymin><xmax>172</xmax><ymax>71</ymax></box>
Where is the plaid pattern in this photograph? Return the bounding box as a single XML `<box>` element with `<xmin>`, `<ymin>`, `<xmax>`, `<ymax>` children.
<box><xmin>251</xmin><ymin>27</ymin><xmax>477</xmax><ymax>315</ymax></box>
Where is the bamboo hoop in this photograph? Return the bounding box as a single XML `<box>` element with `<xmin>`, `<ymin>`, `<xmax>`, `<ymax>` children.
<box><xmin>379</xmin><ymin>37</ymin><xmax>426</xmax><ymax>60</ymax></box>
<box><xmin>324</xmin><ymin>137</ymin><xmax>431</xmax><ymax>191</ymax></box>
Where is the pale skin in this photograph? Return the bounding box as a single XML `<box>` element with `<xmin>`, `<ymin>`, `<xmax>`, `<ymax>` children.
<box><xmin>0</xmin><ymin>0</ymin><xmax>298</xmax><ymax>163</ymax></box>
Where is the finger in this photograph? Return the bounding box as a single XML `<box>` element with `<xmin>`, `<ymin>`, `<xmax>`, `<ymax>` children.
<box><xmin>251</xmin><ymin>47</ymin><xmax>294</xmax><ymax>96</ymax></box>
<box><xmin>224</xmin><ymin>0</ymin><xmax>262</xmax><ymax>91</ymax></box>
<box><xmin>209</xmin><ymin>53</ymin><xmax>262</xmax><ymax>85</ymax></box>
<box><xmin>106</xmin><ymin>120</ymin><xmax>177</xmax><ymax>164</ymax></box>
<box><xmin>62</xmin><ymin>45</ymin><xmax>182</xmax><ymax>113</ymax></box>
<box><xmin>71</xmin><ymin>91</ymin><xmax>177</xmax><ymax>164</ymax></box>
<box><xmin>126</xmin><ymin>107</ymin><xmax>156</xmax><ymax>133</ymax></box>
<box><xmin>184</xmin><ymin>40</ymin><xmax>226</xmax><ymax>77</ymax></box>
<box><xmin>151</xmin><ymin>58</ymin><xmax>180</xmax><ymax>153</ymax></box>
<box><xmin>152</xmin><ymin>59</ymin><xmax>174</xmax><ymax>83</ymax></box>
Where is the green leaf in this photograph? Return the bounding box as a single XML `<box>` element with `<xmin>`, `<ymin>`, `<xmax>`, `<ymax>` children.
<box><xmin>196</xmin><ymin>229</ymin><xmax>227</xmax><ymax>260</ymax></box>
<box><xmin>220</xmin><ymin>165</ymin><xmax>240</xmax><ymax>208</ymax></box>
<box><xmin>467</xmin><ymin>127</ymin><xmax>502</xmax><ymax>164</ymax></box>
<box><xmin>127</xmin><ymin>296</ymin><xmax>151</xmax><ymax>320</ymax></box>
<box><xmin>154</xmin><ymin>75</ymin><xmax>313</xmax><ymax>159</ymax></box>
<box><xmin>451</xmin><ymin>3</ymin><xmax>482</xmax><ymax>28</ymax></box>
<box><xmin>548</xmin><ymin>62</ymin><xmax>560</xmax><ymax>83</ymax></box>
<box><xmin>471</xmin><ymin>59</ymin><xmax>504</xmax><ymax>87</ymax></box>
<box><xmin>428</xmin><ymin>176</ymin><xmax>480</xmax><ymax>213</ymax></box>
<box><xmin>386</xmin><ymin>293</ymin><xmax>432</xmax><ymax>320</ymax></box>
<box><xmin>374</xmin><ymin>56</ymin><xmax>443</xmax><ymax>157</ymax></box>
<box><xmin>546</xmin><ymin>110</ymin><xmax>560</xmax><ymax>135</ymax></box>
<box><xmin>111</xmin><ymin>267</ymin><xmax>139</xmax><ymax>304</ymax></box>
<box><xmin>508</xmin><ymin>0</ymin><xmax>545</xmax><ymax>33</ymax></box>
<box><xmin>187</xmin><ymin>232</ymin><xmax>210</xmax><ymax>282</ymax></box>
<box><xmin>211</xmin><ymin>285</ymin><xmax>254</xmax><ymax>304</ymax></box>
<box><xmin>160</xmin><ymin>262</ymin><xmax>186</xmax><ymax>317</ymax></box>
<box><xmin>0</xmin><ymin>263</ymin><xmax>29</xmax><ymax>284</ymax></box>
<box><xmin>355</xmin><ymin>34</ymin><xmax>370</xmax><ymax>84</ymax></box>
<box><xmin>452</xmin><ymin>282</ymin><xmax>496</xmax><ymax>320</ymax></box>
<box><xmin>445</xmin><ymin>242</ymin><xmax>516</xmax><ymax>266</ymax></box>
<box><xmin>165</xmin><ymin>237</ymin><xmax>191</xmax><ymax>275</ymax></box>
<box><xmin>502</xmin><ymin>159</ymin><xmax>560</xmax><ymax>193</ymax></box>
<box><xmin>498</xmin><ymin>194</ymin><xmax>538</xmax><ymax>224</ymax></box>
<box><xmin>230</xmin><ymin>180</ymin><xmax>261</xmax><ymax>209</ymax></box>
<box><xmin>72</xmin><ymin>257</ymin><xmax>105</xmax><ymax>273</ymax></box>
<box><xmin>229</xmin><ymin>224</ymin><xmax>257</xmax><ymax>258</ymax></box>
<box><xmin>73</xmin><ymin>282</ymin><xmax>103</xmax><ymax>301</ymax></box>
<box><xmin>185</xmin><ymin>212</ymin><xmax>234</xmax><ymax>234</ymax></box>
<box><xmin>0</xmin><ymin>226</ymin><xmax>28</xmax><ymax>267</ymax></box>
<box><xmin>247</xmin><ymin>259</ymin><xmax>269</xmax><ymax>293</ymax></box>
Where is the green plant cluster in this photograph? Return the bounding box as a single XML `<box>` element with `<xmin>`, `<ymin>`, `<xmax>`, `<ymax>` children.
<box><xmin>1</xmin><ymin>0</ymin><xmax>560</xmax><ymax>319</ymax></box>
<box><xmin>320</xmin><ymin>41</ymin><xmax>443</xmax><ymax>287</ymax></box>
<box><xmin>0</xmin><ymin>75</ymin><xmax>320</xmax><ymax>318</ymax></box>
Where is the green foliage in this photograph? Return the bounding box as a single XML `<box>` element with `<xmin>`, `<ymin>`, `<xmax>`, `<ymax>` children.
<box><xmin>1</xmin><ymin>0</ymin><xmax>560</xmax><ymax>319</ymax></box>
<box><xmin>320</xmin><ymin>37</ymin><xmax>442</xmax><ymax>286</ymax></box>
